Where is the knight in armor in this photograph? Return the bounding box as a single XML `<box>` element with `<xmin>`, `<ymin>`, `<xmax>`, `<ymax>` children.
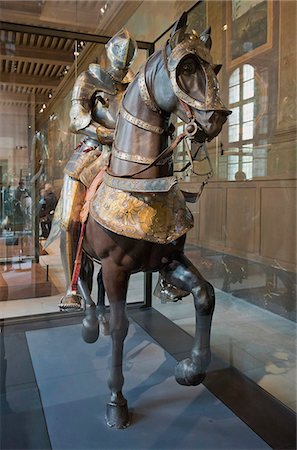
<box><xmin>56</xmin><ymin>29</ymin><xmax>137</xmax><ymax>309</ymax></box>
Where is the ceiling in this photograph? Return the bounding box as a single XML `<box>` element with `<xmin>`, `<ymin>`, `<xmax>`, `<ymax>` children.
<box><xmin>0</xmin><ymin>28</ymin><xmax>75</xmax><ymax>109</ymax></box>
<box><xmin>0</xmin><ymin>0</ymin><xmax>143</xmax><ymax>114</ymax></box>
<box><xmin>0</xmin><ymin>0</ymin><xmax>115</xmax><ymax>33</ymax></box>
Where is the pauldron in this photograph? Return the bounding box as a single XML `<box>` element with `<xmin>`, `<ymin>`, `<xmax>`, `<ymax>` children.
<box><xmin>70</xmin><ymin>64</ymin><xmax>130</xmax><ymax>132</ymax></box>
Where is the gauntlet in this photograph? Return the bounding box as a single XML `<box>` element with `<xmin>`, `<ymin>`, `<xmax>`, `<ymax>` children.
<box><xmin>96</xmin><ymin>124</ymin><xmax>114</xmax><ymax>145</ymax></box>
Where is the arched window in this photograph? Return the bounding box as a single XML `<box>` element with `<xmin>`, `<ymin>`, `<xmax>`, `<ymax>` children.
<box><xmin>227</xmin><ymin>64</ymin><xmax>268</xmax><ymax>180</ymax></box>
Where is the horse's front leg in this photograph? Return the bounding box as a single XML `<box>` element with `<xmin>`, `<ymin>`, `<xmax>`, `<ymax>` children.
<box><xmin>102</xmin><ymin>262</ymin><xmax>130</xmax><ymax>428</ymax></box>
<box><xmin>162</xmin><ymin>254</ymin><xmax>215</xmax><ymax>386</ymax></box>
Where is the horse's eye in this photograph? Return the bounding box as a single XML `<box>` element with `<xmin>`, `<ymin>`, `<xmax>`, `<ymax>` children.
<box><xmin>180</xmin><ymin>58</ymin><xmax>197</xmax><ymax>75</ymax></box>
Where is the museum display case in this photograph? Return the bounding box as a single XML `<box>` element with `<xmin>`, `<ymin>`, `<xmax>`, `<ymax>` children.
<box><xmin>0</xmin><ymin>1</ymin><xmax>296</xmax><ymax>443</ymax></box>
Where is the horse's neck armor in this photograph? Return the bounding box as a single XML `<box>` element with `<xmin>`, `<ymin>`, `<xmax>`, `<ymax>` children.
<box><xmin>138</xmin><ymin>60</ymin><xmax>162</xmax><ymax>115</ymax></box>
<box><xmin>120</xmin><ymin>103</ymin><xmax>164</xmax><ymax>135</ymax></box>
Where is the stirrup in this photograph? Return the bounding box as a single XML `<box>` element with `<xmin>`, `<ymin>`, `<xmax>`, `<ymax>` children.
<box><xmin>59</xmin><ymin>293</ymin><xmax>83</xmax><ymax>311</ymax></box>
<box><xmin>154</xmin><ymin>276</ymin><xmax>189</xmax><ymax>303</ymax></box>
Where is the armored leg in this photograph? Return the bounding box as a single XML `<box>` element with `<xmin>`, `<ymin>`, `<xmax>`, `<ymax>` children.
<box><xmin>153</xmin><ymin>273</ymin><xmax>189</xmax><ymax>303</ymax></box>
<box><xmin>59</xmin><ymin>174</ymin><xmax>86</xmax><ymax>310</ymax></box>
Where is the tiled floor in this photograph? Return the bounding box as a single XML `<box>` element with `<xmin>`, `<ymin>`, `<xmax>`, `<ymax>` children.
<box><xmin>153</xmin><ymin>291</ymin><xmax>297</xmax><ymax>412</ymax></box>
<box><xmin>1</xmin><ymin>238</ymin><xmax>296</xmax><ymax>413</ymax></box>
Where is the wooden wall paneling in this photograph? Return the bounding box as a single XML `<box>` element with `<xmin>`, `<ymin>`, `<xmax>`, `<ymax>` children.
<box><xmin>197</xmin><ymin>186</ymin><xmax>226</xmax><ymax>247</ymax></box>
<box><xmin>225</xmin><ymin>186</ymin><xmax>257</xmax><ymax>254</ymax></box>
<box><xmin>260</xmin><ymin>186</ymin><xmax>296</xmax><ymax>266</ymax></box>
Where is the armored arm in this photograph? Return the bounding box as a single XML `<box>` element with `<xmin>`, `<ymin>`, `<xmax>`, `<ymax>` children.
<box><xmin>69</xmin><ymin>71</ymin><xmax>103</xmax><ymax>142</ymax></box>
<box><xmin>69</xmin><ymin>102</ymin><xmax>100</xmax><ymax>142</ymax></box>
<box><xmin>96</xmin><ymin>124</ymin><xmax>114</xmax><ymax>145</ymax></box>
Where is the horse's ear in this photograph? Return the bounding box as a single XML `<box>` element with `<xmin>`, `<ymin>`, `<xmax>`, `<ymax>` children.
<box><xmin>200</xmin><ymin>26</ymin><xmax>212</xmax><ymax>50</ymax></box>
<box><xmin>169</xmin><ymin>12</ymin><xmax>187</xmax><ymax>49</ymax></box>
<box><xmin>213</xmin><ymin>64</ymin><xmax>222</xmax><ymax>75</ymax></box>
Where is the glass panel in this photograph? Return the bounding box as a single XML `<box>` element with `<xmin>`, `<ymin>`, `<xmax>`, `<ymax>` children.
<box><xmin>243</xmin><ymin>102</ymin><xmax>254</xmax><ymax>122</ymax></box>
<box><xmin>253</xmin><ymin>157</ymin><xmax>267</xmax><ymax>177</ymax></box>
<box><xmin>242</xmin><ymin>121</ymin><xmax>254</xmax><ymax>140</ymax></box>
<box><xmin>243</xmin><ymin>64</ymin><xmax>255</xmax><ymax>81</ymax></box>
<box><xmin>229</xmin><ymin>84</ymin><xmax>240</xmax><ymax>103</ymax></box>
<box><xmin>151</xmin><ymin>0</ymin><xmax>297</xmax><ymax>416</ymax></box>
<box><xmin>242</xmin><ymin>161</ymin><xmax>253</xmax><ymax>179</ymax></box>
<box><xmin>229</xmin><ymin>107</ymin><xmax>240</xmax><ymax>125</ymax></box>
<box><xmin>0</xmin><ymin>25</ymin><xmax>150</xmax><ymax>319</ymax></box>
<box><xmin>243</xmin><ymin>79</ymin><xmax>254</xmax><ymax>99</ymax></box>
<box><xmin>228</xmin><ymin>124</ymin><xmax>240</xmax><ymax>142</ymax></box>
<box><xmin>228</xmin><ymin>154</ymin><xmax>239</xmax><ymax>180</ymax></box>
<box><xmin>229</xmin><ymin>68</ymin><xmax>240</xmax><ymax>87</ymax></box>
<box><xmin>0</xmin><ymin>0</ymin><xmax>295</xmax><ymax>422</ymax></box>
<box><xmin>242</xmin><ymin>143</ymin><xmax>253</xmax><ymax>153</ymax></box>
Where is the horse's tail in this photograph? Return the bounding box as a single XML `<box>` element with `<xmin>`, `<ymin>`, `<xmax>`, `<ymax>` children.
<box><xmin>42</xmin><ymin>196</ymin><xmax>62</xmax><ymax>249</ymax></box>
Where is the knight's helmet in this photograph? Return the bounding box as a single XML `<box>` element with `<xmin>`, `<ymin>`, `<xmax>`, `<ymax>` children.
<box><xmin>105</xmin><ymin>28</ymin><xmax>137</xmax><ymax>71</ymax></box>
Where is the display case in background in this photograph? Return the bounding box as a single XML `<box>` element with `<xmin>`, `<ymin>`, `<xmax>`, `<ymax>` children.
<box><xmin>0</xmin><ymin>0</ymin><xmax>295</xmax><ymax>415</ymax></box>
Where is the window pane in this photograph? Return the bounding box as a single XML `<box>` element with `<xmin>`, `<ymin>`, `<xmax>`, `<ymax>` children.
<box><xmin>229</xmin><ymin>85</ymin><xmax>240</xmax><ymax>103</ymax></box>
<box><xmin>229</xmin><ymin>154</ymin><xmax>239</xmax><ymax>164</ymax></box>
<box><xmin>229</xmin><ymin>68</ymin><xmax>240</xmax><ymax>87</ymax></box>
<box><xmin>242</xmin><ymin>121</ymin><xmax>254</xmax><ymax>140</ymax></box>
<box><xmin>228</xmin><ymin>161</ymin><xmax>239</xmax><ymax>180</ymax></box>
<box><xmin>228</xmin><ymin>124</ymin><xmax>239</xmax><ymax>142</ymax></box>
<box><xmin>242</xmin><ymin>161</ymin><xmax>253</xmax><ymax>179</ymax></box>
<box><xmin>243</xmin><ymin>155</ymin><xmax>253</xmax><ymax>164</ymax></box>
<box><xmin>242</xmin><ymin>143</ymin><xmax>253</xmax><ymax>153</ymax></box>
<box><xmin>229</xmin><ymin>107</ymin><xmax>240</xmax><ymax>125</ymax></box>
<box><xmin>255</xmin><ymin>146</ymin><xmax>267</xmax><ymax>157</ymax></box>
<box><xmin>243</xmin><ymin>79</ymin><xmax>254</xmax><ymax>99</ymax></box>
<box><xmin>243</xmin><ymin>102</ymin><xmax>254</xmax><ymax>122</ymax></box>
<box><xmin>243</xmin><ymin>64</ymin><xmax>254</xmax><ymax>81</ymax></box>
<box><xmin>254</xmin><ymin>158</ymin><xmax>267</xmax><ymax>177</ymax></box>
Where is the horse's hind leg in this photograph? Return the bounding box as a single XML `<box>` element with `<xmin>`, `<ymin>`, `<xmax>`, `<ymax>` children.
<box><xmin>102</xmin><ymin>263</ymin><xmax>130</xmax><ymax>428</ymax></box>
<box><xmin>97</xmin><ymin>267</ymin><xmax>109</xmax><ymax>335</ymax></box>
<box><xmin>79</xmin><ymin>253</ymin><xmax>99</xmax><ymax>343</ymax></box>
<box><xmin>162</xmin><ymin>254</ymin><xmax>215</xmax><ymax>386</ymax></box>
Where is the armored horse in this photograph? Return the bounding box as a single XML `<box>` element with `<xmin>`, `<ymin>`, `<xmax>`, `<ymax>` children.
<box><xmin>77</xmin><ymin>12</ymin><xmax>230</xmax><ymax>428</ymax></box>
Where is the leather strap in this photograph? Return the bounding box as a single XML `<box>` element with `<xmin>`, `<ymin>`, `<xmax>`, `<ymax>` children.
<box><xmin>109</xmin><ymin>131</ymin><xmax>187</xmax><ymax>179</ymax></box>
<box><xmin>113</xmin><ymin>145</ymin><xmax>171</xmax><ymax>166</ymax></box>
<box><xmin>120</xmin><ymin>104</ymin><xmax>164</xmax><ymax>134</ymax></box>
<box><xmin>104</xmin><ymin>172</ymin><xmax>177</xmax><ymax>193</ymax></box>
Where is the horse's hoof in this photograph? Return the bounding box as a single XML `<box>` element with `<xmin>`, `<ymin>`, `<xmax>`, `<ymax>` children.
<box><xmin>175</xmin><ymin>358</ymin><xmax>206</xmax><ymax>386</ymax></box>
<box><xmin>81</xmin><ymin>319</ymin><xmax>99</xmax><ymax>343</ymax></box>
<box><xmin>106</xmin><ymin>401</ymin><xmax>130</xmax><ymax>429</ymax></box>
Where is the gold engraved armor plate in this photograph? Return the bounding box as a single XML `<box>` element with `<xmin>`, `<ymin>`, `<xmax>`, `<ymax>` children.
<box><xmin>64</xmin><ymin>148</ymin><xmax>100</xmax><ymax>180</ymax></box>
<box><xmin>80</xmin><ymin>148</ymin><xmax>111</xmax><ymax>187</ymax></box>
<box><xmin>90</xmin><ymin>182</ymin><xmax>193</xmax><ymax>244</ymax></box>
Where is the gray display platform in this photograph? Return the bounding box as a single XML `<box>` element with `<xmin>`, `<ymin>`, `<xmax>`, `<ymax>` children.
<box><xmin>26</xmin><ymin>320</ymin><xmax>270</xmax><ymax>449</ymax></box>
